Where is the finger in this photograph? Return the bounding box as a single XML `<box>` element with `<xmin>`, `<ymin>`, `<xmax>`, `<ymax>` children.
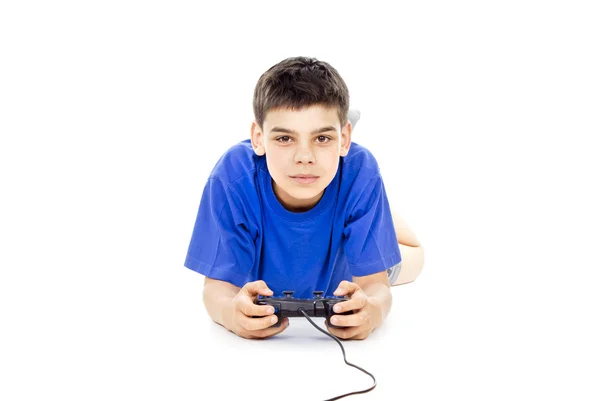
<box><xmin>329</xmin><ymin>311</ymin><xmax>368</xmax><ymax>328</ymax></box>
<box><xmin>333</xmin><ymin>280</ymin><xmax>359</xmax><ymax>297</ymax></box>
<box><xmin>332</xmin><ymin>295</ymin><xmax>367</xmax><ymax>314</ymax></box>
<box><xmin>239</xmin><ymin>312</ymin><xmax>280</xmax><ymax>331</ymax></box>
<box><xmin>242</xmin><ymin>280</ymin><xmax>273</xmax><ymax>297</ymax></box>
<box><xmin>325</xmin><ymin>321</ymin><xmax>362</xmax><ymax>340</ymax></box>
<box><xmin>238</xmin><ymin>297</ymin><xmax>276</xmax><ymax>317</ymax></box>
<box><xmin>324</xmin><ymin>320</ymin><xmax>352</xmax><ymax>339</ymax></box>
<box><xmin>252</xmin><ymin>317</ymin><xmax>290</xmax><ymax>339</ymax></box>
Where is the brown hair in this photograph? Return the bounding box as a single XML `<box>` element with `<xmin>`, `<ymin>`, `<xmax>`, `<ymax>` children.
<box><xmin>252</xmin><ymin>56</ymin><xmax>350</xmax><ymax>130</ymax></box>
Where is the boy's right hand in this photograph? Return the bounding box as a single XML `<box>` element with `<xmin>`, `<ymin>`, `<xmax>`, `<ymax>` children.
<box><xmin>227</xmin><ymin>280</ymin><xmax>289</xmax><ymax>339</ymax></box>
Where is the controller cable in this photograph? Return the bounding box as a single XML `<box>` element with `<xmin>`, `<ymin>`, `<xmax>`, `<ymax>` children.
<box><xmin>298</xmin><ymin>308</ymin><xmax>377</xmax><ymax>400</ymax></box>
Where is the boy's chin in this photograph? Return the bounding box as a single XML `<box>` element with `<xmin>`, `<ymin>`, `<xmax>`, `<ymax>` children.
<box><xmin>292</xmin><ymin>191</ymin><xmax>323</xmax><ymax>201</ymax></box>
<box><xmin>285</xmin><ymin>186</ymin><xmax>325</xmax><ymax>200</ymax></box>
<box><xmin>272</xmin><ymin>177</ymin><xmax>329</xmax><ymax>205</ymax></box>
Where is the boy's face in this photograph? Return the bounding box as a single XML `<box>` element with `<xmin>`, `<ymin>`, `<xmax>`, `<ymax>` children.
<box><xmin>250</xmin><ymin>104</ymin><xmax>352</xmax><ymax>212</ymax></box>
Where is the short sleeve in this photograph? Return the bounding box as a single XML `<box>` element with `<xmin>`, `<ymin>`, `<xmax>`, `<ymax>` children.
<box><xmin>343</xmin><ymin>173</ymin><xmax>402</xmax><ymax>277</ymax></box>
<box><xmin>184</xmin><ymin>178</ymin><xmax>255</xmax><ymax>288</ymax></box>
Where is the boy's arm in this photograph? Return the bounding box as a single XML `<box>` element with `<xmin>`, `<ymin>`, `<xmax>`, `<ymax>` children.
<box><xmin>202</xmin><ymin>277</ymin><xmax>241</xmax><ymax>329</ymax></box>
<box><xmin>353</xmin><ymin>271</ymin><xmax>392</xmax><ymax>325</ymax></box>
<box><xmin>203</xmin><ymin>277</ymin><xmax>290</xmax><ymax>339</ymax></box>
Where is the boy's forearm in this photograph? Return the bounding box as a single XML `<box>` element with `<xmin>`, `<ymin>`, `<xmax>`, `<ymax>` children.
<box><xmin>361</xmin><ymin>282</ymin><xmax>392</xmax><ymax>328</ymax></box>
<box><xmin>202</xmin><ymin>279</ymin><xmax>240</xmax><ymax>330</ymax></box>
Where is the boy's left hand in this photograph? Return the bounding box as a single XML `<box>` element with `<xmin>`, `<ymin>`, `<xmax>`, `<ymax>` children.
<box><xmin>325</xmin><ymin>280</ymin><xmax>382</xmax><ymax>340</ymax></box>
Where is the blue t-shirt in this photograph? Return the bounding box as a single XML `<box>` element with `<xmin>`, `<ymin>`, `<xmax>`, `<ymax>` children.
<box><xmin>184</xmin><ymin>139</ymin><xmax>401</xmax><ymax>298</ymax></box>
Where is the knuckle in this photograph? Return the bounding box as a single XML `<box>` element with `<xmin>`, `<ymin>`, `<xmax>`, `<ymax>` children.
<box><xmin>333</xmin><ymin>328</ymin><xmax>346</xmax><ymax>339</ymax></box>
<box><xmin>250</xmin><ymin>330</ymin><xmax>265</xmax><ymax>339</ymax></box>
<box><xmin>237</xmin><ymin>299</ymin><xmax>250</xmax><ymax>312</ymax></box>
<box><xmin>247</xmin><ymin>304</ymin><xmax>258</xmax><ymax>317</ymax></box>
<box><xmin>239</xmin><ymin>319</ymin><xmax>254</xmax><ymax>331</ymax></box>
<box><xmin>235</xmin><ymin>327</ymin><xmax>250</xmax><ymax>338</ymax></box>
<box><xmin>241</xmin><ymin>303</ymin><xmax>252</xmax><ymax>315</ymax></box>
<box><xmin>254</xmin><ymin>305</ymin><xmax>264</xmax><ymax>317</ymax></box>
<box><xmin>259</xmin><ymin>317</ymin><xmax>273</xmax><ymax>330</ymax></box>
<box><xmin>258</xmin><ymin>319</ymin><xmax>271</xmax><ymax>331</ymax></box>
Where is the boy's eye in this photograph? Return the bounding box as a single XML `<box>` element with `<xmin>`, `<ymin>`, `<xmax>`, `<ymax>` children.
<box><xmin>275</xmin><ymin>135</ymin><xmax>331</xmax><ymax>143</ymax></box>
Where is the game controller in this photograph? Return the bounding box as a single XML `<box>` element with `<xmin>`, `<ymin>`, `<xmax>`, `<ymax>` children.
<box><xmin>254</xmin><ymin>290</ymin><xmax>353</xmax><ymax>328</ymax></box>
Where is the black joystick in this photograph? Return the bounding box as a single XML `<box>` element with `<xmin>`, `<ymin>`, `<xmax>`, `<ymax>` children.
<box><xmin>254</xmin><ymin>290</ymin><xmax>352</xmax><ymax>328</ymax></box>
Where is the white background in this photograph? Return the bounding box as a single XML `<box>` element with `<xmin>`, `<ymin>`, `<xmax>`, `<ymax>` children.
<box><xmin>1</xmin><ymin>1</ymin><xmax>599</xmax><ymax>400</ymax></box>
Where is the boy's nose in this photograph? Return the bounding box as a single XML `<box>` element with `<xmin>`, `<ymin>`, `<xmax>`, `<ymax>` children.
<box><xmin>294</xmin><ymin>148</ymin><xmax>315</xmax><ymax>164</ymax></box>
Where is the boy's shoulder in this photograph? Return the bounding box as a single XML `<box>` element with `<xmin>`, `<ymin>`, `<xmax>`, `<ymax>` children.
<box><xmin>342</xmin><ymin>141</ymin><xmax>381</xmax><ymax>179</ymax></box>
<box><xmin>208</xmin><ymin>139</ymin><xmax>262</xmax><ymax>186</ymax></box>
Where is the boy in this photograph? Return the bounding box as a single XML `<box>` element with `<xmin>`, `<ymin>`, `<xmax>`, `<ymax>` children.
<box><xmin>184</xmin><ymin>56</ymin><xmax>424</xmax><ymax>340</ymax></box>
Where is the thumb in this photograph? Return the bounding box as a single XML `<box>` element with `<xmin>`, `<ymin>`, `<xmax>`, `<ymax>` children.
<box><xmin>333</xmin><ymin>280</ymin><xmax>353</xmax><ymax>296</ymax></box>
<box><xmin>243</xmin><ymin>280</ymin><xmax>273</xmax><ymax>297</ymax></box>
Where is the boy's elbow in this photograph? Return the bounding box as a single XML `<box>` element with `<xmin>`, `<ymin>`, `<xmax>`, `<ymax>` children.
<box><xmin>394</xmin><ymin>244</ymin><xmax>425</xmax><ymax>285</ymax></box>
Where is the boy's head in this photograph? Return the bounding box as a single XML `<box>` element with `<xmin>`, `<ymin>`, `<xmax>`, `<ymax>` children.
<box><xmin>250</xmin><ymin>56</ymin><xmax>353</xmax><ymax>213</ymax></box>
<box><xmin>252</xmin><ymin>56</ymin><xmax>350</xmax><ymax>130</ymax></box>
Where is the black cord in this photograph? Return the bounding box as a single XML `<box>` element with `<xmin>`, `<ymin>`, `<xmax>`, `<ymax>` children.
<box><xmin>298</xmin><ymin>308</ymin><xmax>377</xmax><ymax>401</ymax></box>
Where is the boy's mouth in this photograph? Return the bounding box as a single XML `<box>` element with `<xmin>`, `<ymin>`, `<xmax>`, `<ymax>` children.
<box><xmin>290</xmin><ymin>174</ymin><xmax>319</xmax><ymax>184</ymax></box>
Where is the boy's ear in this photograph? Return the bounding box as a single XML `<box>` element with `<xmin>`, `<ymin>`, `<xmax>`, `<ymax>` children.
<box><xmin>340</xmin><ymin>121</ymin><xmax>352</xmax><ymax>157</ymax></box>
<box><xmin>250</xmin><ymin>121</ymin><xmax>266</xmax><ymax>156</ymax></box>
